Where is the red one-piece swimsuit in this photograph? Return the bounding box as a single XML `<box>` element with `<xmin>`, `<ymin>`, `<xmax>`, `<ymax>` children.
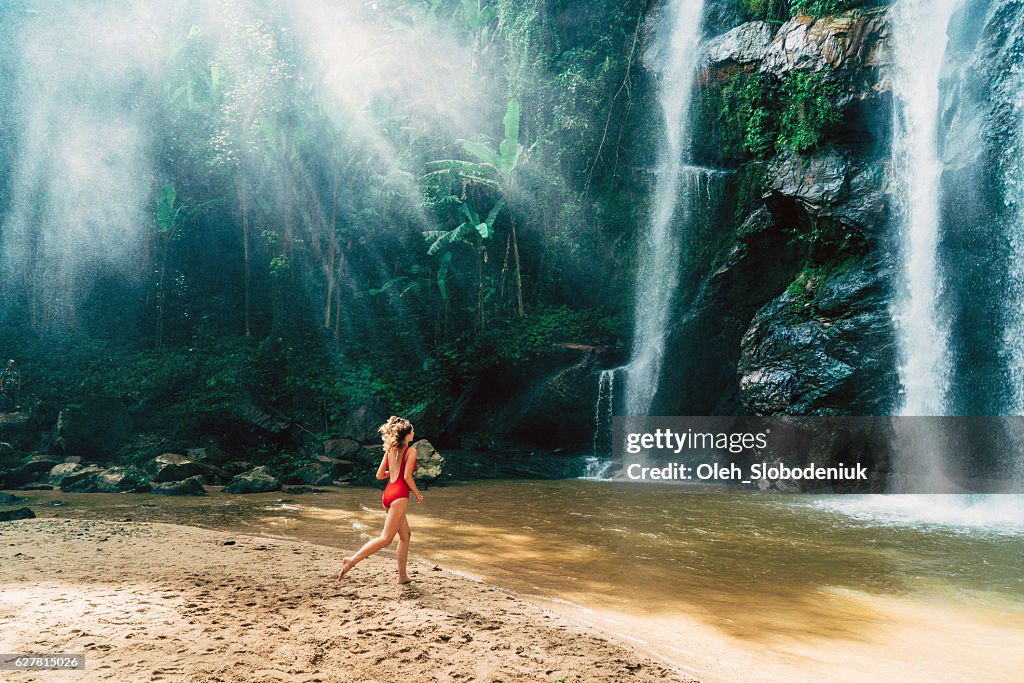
<box><xmin>382</xmin><ymin>444</ymin><xmax>414</xmax><ymax>510</ymax></box>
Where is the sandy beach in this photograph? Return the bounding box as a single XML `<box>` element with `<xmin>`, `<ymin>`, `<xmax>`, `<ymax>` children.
<box><xmin>0</xmin><ymin>517</ymin><xmax>695</xmax><ymax>682</ymax></box>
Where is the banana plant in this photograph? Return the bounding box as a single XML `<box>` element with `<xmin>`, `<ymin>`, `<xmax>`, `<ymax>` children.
<box><xmin>425</xmin><ymin>98</ymin><xmax>528</xmax><ymax>316</ymax></box>
<box><xmin>423</xmin><ymin>199</ymin><xmax>504</xmax><ymax>330</ymax></box>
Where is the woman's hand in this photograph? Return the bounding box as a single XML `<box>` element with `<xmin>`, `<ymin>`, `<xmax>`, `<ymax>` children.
<box><xmin>415</xmin><ymin>492</ymin><xmax>424</xmax><ymax>504</ymax></box>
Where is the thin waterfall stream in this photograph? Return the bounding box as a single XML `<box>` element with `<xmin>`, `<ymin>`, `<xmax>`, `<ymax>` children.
<box><xmin>622</xmin><ymin>0</ymin><xmax>706</xmax><ymax>417</ymax></box>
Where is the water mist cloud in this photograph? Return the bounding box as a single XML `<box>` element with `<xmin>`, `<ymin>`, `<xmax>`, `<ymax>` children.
<box><xmin>1</xmin><ymin>1</ymin><xmax>170</xmax><ymax>330</ymax></box>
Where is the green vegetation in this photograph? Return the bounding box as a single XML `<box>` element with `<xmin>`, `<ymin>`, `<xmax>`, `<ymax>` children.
<box><xmin>719</xmin><ymin>72</ymin><xmax>778</xmax><ymax>160</ymax></box>
<box><xmin>789</xmin><ymin>0</ymin><xmax>877</xmax><ymax>16</ymax></box>
<box><xmin>712</xmin><ymin>69</ymin><xmax>842</xmax><ymax>162</ymax></box>
<box><xmin>738</xmin><ymin>0</ymin><xmax>885</xmax><ymax>21</ymax></box>
<box><xmin>776</xmin><ymin>72</ymin><xmax>844</xmax><ymax>153</ymax></box>
<box><xmin>784</xmin><ymin>256</ymin><xmax>858</xmax><ymax>318</ymax></box>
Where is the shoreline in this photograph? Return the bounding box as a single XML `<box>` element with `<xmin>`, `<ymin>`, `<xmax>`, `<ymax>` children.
<box><xmin>0</xmin><ymin>517</ymin><xmax>697</xmax><ymax>682</ymax></box>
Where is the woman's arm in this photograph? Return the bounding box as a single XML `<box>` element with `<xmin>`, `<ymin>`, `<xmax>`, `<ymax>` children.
<box><xmin>404</xmin><ymin>448</ymin><xmax>423</xmax><ymax>503</ymax></box>
<box><xmin>375</xmin><ymin>451</ymin><xmax>389</xmax><ymax>480</ymax></box>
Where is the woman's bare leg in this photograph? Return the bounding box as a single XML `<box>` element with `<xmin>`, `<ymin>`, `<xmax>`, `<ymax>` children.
<box><xmin>337</xmin><ymin>498</ymin><xmax>409</xmax><ymax>580</ymax></box>
<box><xmin>396</xmin><ymin>513</ymin><xmax>411</xmax><ymax>584</ymax></box>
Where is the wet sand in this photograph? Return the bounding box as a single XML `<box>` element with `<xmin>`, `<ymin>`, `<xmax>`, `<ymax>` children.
<box><xmin>0</xmin><ymin>517</ymin><xmax>694</xmax><ymax>682</ymax></box>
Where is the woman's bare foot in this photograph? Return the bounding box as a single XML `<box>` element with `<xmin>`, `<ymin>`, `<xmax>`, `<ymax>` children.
<box><xmin>397</xmin><ymin>575</ymin><xmax>412</xmax><ymax>585</ymax></box>
<box><xmin>336</xmin><ymin>556</ymin><xmax>355</xmax><ymax>581</ymax></box>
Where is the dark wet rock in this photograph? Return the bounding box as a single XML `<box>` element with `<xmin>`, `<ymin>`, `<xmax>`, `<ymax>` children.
<box><xmin>3</xmin><ymin>456</ymin><xmax>62</xmax><ymax>488</ymax></box>
<box><xmin>314</xmin><ymin>456</ymin><xmax>355</xmax><ymax>478</ymax></box>
<box><xmin>282</xmin><ymin>486</ymin><xmax>329</xmax><ymax>494</ymax></box>
<box><xmin>738</xmin><ymin>259</ymin><xmax>898</xmax><ymax>415</ymax></box>
<box><xmin>336</xmin><ymin>403</ymin><xmax>388</xmax><ymax>443</ymax></box>
<box><xmin>46</xmin><ymin>462</ymin><xmax>83</xmax><ymax>486</ymax></box>
<box><xmin>57</xmin><ymin>465</ymin><xmax>104</xmax><ymax>492</ymax></box>
<box><xmin>0</xmin><ymin>507</ymin><xmax>35</xmax><ymax>522</ymax></box>
<box><xmin>654</xmin><ymin>207</ymin><xmax>805</xmax><ymax>415</ymax></box>
<box><xmin>322</xmin><ymin>438</ymin><xmax>360</xmax><ymax>459</ymax></box>
<box><xmin>61</xmin><ymin>466</ymin><xmax>151</xmax><ymax>493</ymax></box>
<box><xmin>222</xmin><ymin>466</ymin><xmax>281</xmax><ymax>494</ymax></box>
<box><xmin>283</xmin><ymin>463</ymin><xmax>333</xmax><ymax>486</ymax></box>
<box><xmin>0</xmin><ymin>411</ymin><xmax>34</xmax><ymax>452</ymax></box>
<box><xmin>222</xmin><ymin>460</ymin><xmax>254</xmax><ymax>478</ymax></box>
<box><xmin>0</xmin><ymin>492</ymin><xmax>22</xmax><ymax>504</ymax></box>
<box><xmin>145</xmin><ymin>453</ymin><xmax>229</xmax><ymax>485</ymax></box>
<box><xmin>151</xmin><ymin>475</ymin><xmax>207</xmax><ymax>496</ymax></box>
<box><xmin>472</xmin><ymin>345</ymin><xmax>603</xmax><ymax>449</ymax></box>
<box><xmin>51</xmin><ymin>398</ymin><xmax>133</xmax><ymax>458</ymax></box>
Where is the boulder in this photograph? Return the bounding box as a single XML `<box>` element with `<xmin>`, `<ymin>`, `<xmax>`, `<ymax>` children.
<box><xmin>284</xmin><ymin>463</ymin><xmax>333</xmax><ymax>487</ymax></box>
<box><xmin>336</xmin><ymin>403</ymin><xmax>388</xmax><ymax>443</ymax></box>
<box><xmin>151</xmin><ymin>476</ymin><xmax>207</xmax><ymax>496</ymax></box>
<box><xmin>315</xmin><ymin>456</ymin><xmax>355</xmax><ymax>478</ymax></box>
<box><xmin>46</xmin><ymin>462</ymin><xmax>83</xmax><ymax>486</ymax></box>
<box><xmin>63</xmin><ymin>466</ymin><xmax>151</xmax><ymax>493</ymax></box>
<box><xmin>323</xmin><ymin>438</ymin><xmax>360</xmax><ymax>459</ymax></box>
<box><xmin>703</xmin><ymin>21</ymin><xmax>776</xmax><ymax>68</ymax></box>
<box><xmin>3</xmin><ymin>456</ymin><xmax>63</xmax><ymax>488</ymax></box>
<box><xmin>737</xmin><ymin>259</ymin><xmax>898</xmax><ymax>415</ymax></box>
<box><xmin>0</xmin><ymin>492</ymin><xmax>22</xmax><ymax>504</ymax></box>
<box><xmin>51</xmin><ymin>398</ymin><xmax>133</xmax><ymax>458</ymax></box>
<box><xmin>760</xmin><ymin>9</ymin><xmax>892</xmax><ymax>105</ymax></box>
<box><xmin>282</xmin><ymin>486</ymin><xmax>328</xmax><ymax>494</ymax></box>
<box><xmin>0</xmin><ymin>410</ymin><xmax>33</xmax><ymax>451</ymax></box>
<box><xmin>472</xmin><ymin>345</ymin><xmax>603</xmax><ymax>448</ymax></box>
<box><xmin>0</xmin><ymin>507</ymin><xmax>35</xmax><ymax>522</ymax></box>
<box><xmin>767</xmin><ymin>147</ymin><xmax>851</xmax><ymax>215</ymax></box>
<box><xmin>222</xmin><ymin>466</ymin><xmax>281</xmax><ymax>494</ymax></box>
<box><xmin>410</xmin><ymin>439</ymin><xmax>445</xmax><ymax>482</ymax></box>
<box><xmin>146</xmin><ymin>453</ymin><xmax>228</xmax><ymax>484</ymax></box>
<box><xmin>59</xmin><ymin>465</ymin><xmax>105</xmax><ymax>491</ymax></box>
<box><xmin>222</xmin><ymin>460</ymin><xmax>254</xmax><ymax>478</ymax></box>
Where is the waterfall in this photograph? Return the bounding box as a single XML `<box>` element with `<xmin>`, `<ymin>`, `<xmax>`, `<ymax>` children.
<box><xmin>592</xmin><ymin>368</ymin><xmax>616</xmax><ymax>458</ymax></box>
<box><xmin>622</xmin><ymin>0</ymin><xmax>706</xmax><ymax>416</ymax></box>
<box><xmin>1003</xmin><ymin>62</ymin><xmax>1024</xmax><ymax>426</ymax></box>
<box><xmin>889</xmin><ymin>0</ymin><xmax>960</xmax><ymax>418</ymax></box>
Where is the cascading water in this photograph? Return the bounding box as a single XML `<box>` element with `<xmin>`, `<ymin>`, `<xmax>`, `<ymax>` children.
<box><xmin>1002</xmin><ymin>59</ymin><xmax>1024</xmax><ymax>427</ymax></box>
<box><xmin>887</xmin><ymin>0</ymin><xmax>961</xmax><ymax>494</ymax></box>
<box><xmin>889</xmin><ymin>0</ymin><xmax>960</xmax><ymax>419</ymax></box>
<box><xmin>622</xmin><ymin>0</ymin><xmax>706</xmax><ymax>417</ymax></box>
<box><xmin>592</xmin><ymin>368</ymin><xmax>616</xmax><ymax>457</ymax></box>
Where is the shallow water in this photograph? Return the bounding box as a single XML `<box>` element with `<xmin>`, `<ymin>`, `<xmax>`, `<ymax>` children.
<box><xmin>7</xmin><ymin>480</ymin><xmax>1024</xmax><ymax>681</ymax></box>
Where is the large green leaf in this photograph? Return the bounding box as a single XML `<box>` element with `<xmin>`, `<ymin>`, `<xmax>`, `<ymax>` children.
<box><xmin>486</xmin><ymin>199</ymin><xmax>506</xmax><ymax>224</ymax></box>
<box><xmin>498</xmin><ymin>98</ymin><xmax>520</xmax><ymax>175</ymax></box>
<box><xmin>459</xmin><ymin>139</ymin><xmax>499</xmax><ymax>168</ymax></box>
<box><xmin>437</xmin><ymin>251</ymin><xmax>452</xmax><ymax>300</ymax></box>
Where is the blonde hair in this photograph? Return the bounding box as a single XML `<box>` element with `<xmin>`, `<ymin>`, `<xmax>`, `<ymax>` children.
<box><xmin>378</xmin><ymin>415</ymin><xmax>413</xmax><ymax>454</ymax></box>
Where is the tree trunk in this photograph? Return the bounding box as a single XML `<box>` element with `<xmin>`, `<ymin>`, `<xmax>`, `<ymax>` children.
<box><xmin>510</xmin><ymin>215</ymin><xmax>525</xmax><ymax>317</ymax></box>
<box><xmin>325</xmin><ymin>186</ymin><xmax>338</xmax><ymax>329</ymax></box>
<box><xmin>477</xmin><ymin>247</ymin><xmax>485</xmax><ymax>331</ymax></box>
<box><xmin>237</xmin><ymin>175</ymin><xmax>252</xmax><ymax>338</ymax></box>
<box><xmin>156</xmin><ymin>236</ymin><xmax>170</xmax><ymax>352</ymax></box>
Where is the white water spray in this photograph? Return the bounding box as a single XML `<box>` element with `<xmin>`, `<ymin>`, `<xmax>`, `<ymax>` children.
<box><xmin>592</xmin><ymin>368</ymin><xmax>617</xmax><ymax>458</ymax></box>
<box><xmin>889</xmin><ymin>0</ymin><xmax>960</xmax><ymax>418</ymax></box>
<box><xmin>622</xmin><ymin>0</ymin><xmax>706</xmax><ymax>416</ymax></box>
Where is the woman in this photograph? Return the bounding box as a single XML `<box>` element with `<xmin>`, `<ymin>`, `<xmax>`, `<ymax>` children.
<box><xmin>336</xmin><ymin>415</ymin><xmax>423</xmax><ymax>584</ymax></box>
